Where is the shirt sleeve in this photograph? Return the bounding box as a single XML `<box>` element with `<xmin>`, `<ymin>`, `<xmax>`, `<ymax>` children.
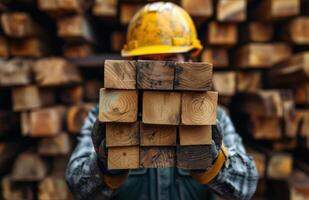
<box><xmin>208</xmin><ymin>107</ymin><xmax>258</xmax><ymax>200</ymax></box>
<box><xmin>65</xmin><ymin>105</ymin><xmax>116</xmax><ymax>200</ymax></box>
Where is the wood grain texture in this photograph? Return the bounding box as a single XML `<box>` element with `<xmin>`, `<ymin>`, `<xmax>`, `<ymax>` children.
<box><xmin>140</xmin><ymin>124</ymin><xmax>176</xmax><ymax>146</ymax></box>
<box><xmin>38</xmin><ymin>133</ymin><xmax>72</xmax><ymax>156</ymax></box>
<box><xmin>213</xmin><ymin>72</ymin><xmax>236</xmax><ymax>96</ymax></box>
<box><xmin>180</xmin><ymin>0</ymin><xmax>213</xmax><ymax>17</ymax></box>
<box><xmin>174</xmin><ymin>62</ymin><xmax>213</xmax><ymax>91</ymax></box>
<box><xmin>104</xmin><ymin>60</ymin><xmax>136</xmax><ymax>89</ymax></box>
<box><xmin>99</xmin><ymin>89</ymin><xmax>138</xmax><ymax>122</ymax></box>
<box><xmin>137</xmin><ymin>60</ymin><xmax>175</xmax><ymax>90</ymax></box>
<box><xmin>285</xmin><ymin>17</ymin><xmax>309</xmax><ymax>45</ymax></box>
<box><xmin>267</xmin><ymin>153</ymin><xmax>293</xmax><ymax>179</ymax></box>
<box><xmin>33</xmin><ymin>58</ymin><xmax>81</xmax><ymax>86</ymax></box>
<box><xmin>236</xmin><ymin>72</ymin><xmax>261</xmax><ymax>92</ymax></box>
<box><xmin>251</xmin><ymin>116</ymin><xmax>281</xmax><ymax>140</ymax></box>
<box><xmin>67</xmin><ymin>104</ymin><xmax>93</xmax><ymax>134</ymax></box>
<box><xmin>0</xmin><ymin>59</ymin><xmax>31</xmax><ymax>86</ymax></box>
<box><xmin>207</xmin><ymin>21</ymin><xmax>237</xmax><ymax>46</ymax></box>
<box><xmin>38</xmin><ymin>0</ymin><xmax>89</xmax><ymax>15</ymax></box>
<box><xmin>93</xmin><ymin>0</ymin><xmax>117</xmax><ymax>17</ymax></box>
<box><xmin>108</xmin><ymin>146</ymin><xmax>139</xmax><ymax>169</ymax></box>
<box><xmin>247</xmin><ymin>22</ymin><xmax>273</xmax><ymax>42</ymax></box>
<box><xmin>143</xmin><ymin>91</ymin><xmax>181</xmax><ymax>125</ymax></box>
<box><xmin>217</xmin><ymin>0</ymin><xmax>246</xmax><ymax>22</ymax></box>
<box><xmin>179</xmin><ymin>125</ymin><xmax>212</xmax><ymax>145</ymax></box>
<box><xmin>106</xmin><ymin>122</ymin><xmax>139</xmax><ymax>147</ymax></box>
<box><xmin>201</xmin><ymin>48</ymin><xmax>229</xmax><ymax>68</ymax></box>
<box><xmin>140</xmin><ymin>147</ymin><xmax>175</xmax><ymax>168</ymax></box>
<box><xmin>38</xmin><ymin>176</ymin><xmax>71</xmax><ymax>200</ymax></box>
<box><xmin>177</xmin><ymin>145</ymin><xmax>213</xmax><ymax>170</ymax></box>
<box><xmin>181</xmin><ymin>91</ymin><xmax>218</xmax><ymax>125</ymax></box>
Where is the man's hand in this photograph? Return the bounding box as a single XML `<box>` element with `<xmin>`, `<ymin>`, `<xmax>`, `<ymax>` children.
<box><xmin>91</xmin><ymin>119</ymin><xmax>128</xmax><ymax>176</ymax></box>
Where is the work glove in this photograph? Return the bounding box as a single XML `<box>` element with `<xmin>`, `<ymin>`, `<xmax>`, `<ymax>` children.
<box><xmin>91</xmin><ymin>119</ymin><xmax>128</xmax><ymax>176</ymax></box>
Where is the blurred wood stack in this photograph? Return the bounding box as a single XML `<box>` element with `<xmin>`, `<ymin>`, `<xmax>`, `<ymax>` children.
<box><xmin>0</xmin><ymin>0</ymin><xmax>308</xmax><ymax>199</ymax></box>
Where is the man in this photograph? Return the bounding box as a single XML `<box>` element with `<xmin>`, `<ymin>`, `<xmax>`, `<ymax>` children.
<box><xmin>66</xmin><ymin>2</ymin><xmax>258</xmax><ymax>200</ymax></box>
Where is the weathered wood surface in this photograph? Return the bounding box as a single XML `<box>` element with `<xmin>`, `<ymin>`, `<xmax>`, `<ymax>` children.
<box><xmin>93</xmin><ymin>0</ymin><xmax>117</xmax><ymax>17</ymax></box>
<box><xmin>12</xmin><ymin>85</ymin><xmax>55</xmax><ymax>111</ymax></box>
<box><xmin>106</xmin><ymin>122</ymin><xmax>139</xmax><ymax>147</ymax></box>
<box><xmin>236</xmin><ymin>72</ymin><xmax>261</xmax><ymax>92</ymax></box>
<box><xmin>38</xmin><ymin>176</ymin><xmax>71</xmax><ymax>200</ymax></box>
<box><xmin>180</xmin><ymin>0</ymin><xmax>213</xmax><ymax>17</ymax></box>
<box><xmin>217</xmin><ymin>0</ymin><xmax>246</xmax><ymax>22</ymax></box>
<box><xmin>10</xmin><ymin>38</ymin><xmax>47</xmax><ymax>58</ymax></box>
<box><xmin>137</xmin><ymin>60</ymin><xmax>175</xmax><ymax>90</ymax></box>
<box><xmin>104</xmin><ymin>60</ymin><xmax>136</xmax><ymax>89</ymax></box>
<box><xmin>1</xmin><ymin>12</ymin><xmax>40</xmax><ymax>38</ymax></box>
<box><xmin>108</xmin><ymin>146</ymin><xmax>139</xmax><ymax>169</ymax></box>
<box><xmin>174</xmin><ymin>62</ymin><xmax>213</xmax><ymax>91</ymax></box>
<box><xmin>67</xmin><ymin>104</ymin><xmax>93</xmax><ymax>134</ymax></box>
<box><xmin>177</xmin><ymin>145</ymin><xmax>213</xmax><ymax>170</ymax></box>
<box><xmin>38</xmin><ymin>0</ymin><xmax>90</xmax><ymax>15</ymax></box>
<box><xmin>246</xmin><ymin>22</ymin><xmax>273</xmax><ymax>42</ymax></box>
<box><xmin>140</xmin><ymin>147</ymin><xmax>175</xmax><ymax>168</ymax></box>
<box><xmin>140</xmin><ymin>124</ymin><xmax>176</xmax><ymax>146</ymax></box>
<box><xmin>213</xmin><ymin>72</ymin><xmax>236</xmax><ymax>96</ymax></box>
<box><xmin>268</xmin><ymin>52</ymin><xmax>309</xmax><ymax>87</ymax></box>
<box><xmin>253</xmin><ymin>0</ymin><xmax>300</xmax><ymax>20</ymax></box>
<box><xmin>181</xmin><ymin>91</ymin><xmax>218</xmax><ymax>125</ymax></box>
<box><xmin>0</xmin><ymin>59</ymin><xmax>31</xmax><ymax>86</ymax></box>
<box><xmin>21</xmin><ymin>106</ymin><xmax>66</xmax><ymax>137</ymax></box>
<box><xmin>12</xmin><ymin>153</ymin><xmax>48</xmax><ymax>181</ymax></box>
<box><xmin>99</xmin><ymin>89</ymin><xmax>138</xmax><ymax>122</ymax></box>
<box><xmin>33</xmin><ymin>57</ymin><xmax>81</xmax><ymax>86</ymax></box>
<box><xmin>267</xmin><ymin>152</ymin><xmax>293</xmax><ymax>179</ymax></box>
<box><xmin>143</xmin><ymin>91</ymin><xmax>181</xmax><ymax>125</ymax></box>
<box><xmin>251</xmin><ymin>116</ymin><xmax>281</xmax><ymax>140</ymax></box>
<box><xmin>235</xmin><ymin>43</ymin><xmax>292</xmax><ymax>68</ymax></box>
<box><xmin>38</xmin><ymin>133</ymin><xmax>72</xmax><ymax>156</ymax></box>
<box><xmin>284</xmin><ymin>17</ymin><xmax>309</xmax><ymax>44</ymax></box>
<box><xmin>207</xmin><ymin>21</ymin><xmax>237</xmax><ymax>46</ymax></box>
<box><xmin>179</xmin><ymin>125</ymin><xmax>212</xmax><ymax>145</ymax></box>
<box><xmin>59</xmin><ymin>85</ymin><xmax>83</xmax><ymax>104</ymax></box>
<box><xmin>2</xmin><ymin>176</ymin><xmax>33</xmax><ymax>200</ymax></box>
<box><xmin>201</xmin><ymin>48</ymin><xmax>229</xmax><ymax>68</ymax></box>
<box><xmin>63</xmin><ymin>43</ymin><xmax>93</xmax><ymax>58</ymax></box>
<box><xmin>57</xmin><ymin>15</ymin><xmax>94</xmax><ymax>42</ymax></box>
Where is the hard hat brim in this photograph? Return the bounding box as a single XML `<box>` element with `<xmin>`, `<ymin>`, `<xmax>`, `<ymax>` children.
<box><xmin>121</xmin><ymin>45</ymin><xmax>202</xmax><ymax>58</ymax></box>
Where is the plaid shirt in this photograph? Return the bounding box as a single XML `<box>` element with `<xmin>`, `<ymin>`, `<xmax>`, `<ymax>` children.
<box><xmin>66</xmin><ymin>105</ymin><xmax>258</xmax><ymax>200</ymax></box>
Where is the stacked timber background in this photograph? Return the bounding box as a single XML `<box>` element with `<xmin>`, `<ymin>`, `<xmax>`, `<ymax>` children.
<box><xmin>0</xmin><ymin>0</ymin><xmax>307</xmax><ymax>199</ymax></box>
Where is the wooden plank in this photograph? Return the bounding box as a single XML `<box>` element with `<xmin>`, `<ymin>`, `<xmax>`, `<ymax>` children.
<box><xmin>0</xmin><ymin>36</ymin><xmax>9</xmax><ymax>58</ymax></box>
<box><xmin>180</xmin><ymin>0</ymin><xmax>213</xmax><ymax>17</ymax></box>
<box><xmin>108</xmin><ymin>146</ymin><xmax>139</xmax><ymax>169</ymax></box>
<box><xmin>106</xmin><ymin>122</ymin><xmax>139</xmax><ymax>147</ymax></box>
<box><xmin>38</xmin><ymin>0</ymin><xmax>89</xmax><ymax>15</ymax></box>
<box><xmin>267</xmin><ymin>152</ymin><xmax>293</xmax><ymax>179</ymax></box>
<box><xmin>174</xmin><ymin>62</ymin><xmax>213</xmax><ymax>91</ymax></box>
<box><xmin>104</xmin><ymin>60</ymin><xmax>136</xmax><ymax>89</ymax></box>
<box><xmin>99</xmin><ymin>89</ymin><xmax>138</xmax><ymax>122</ymax></box>
<box><xmin>1</xmin><ymin>12</ymin><xmax>40</xmax><ymax>38</ymax></box>
<box><xmin>143</xmin><ymin>91</ymin><xmax>181</xmax><ymax>125</ymax></box>
<box><xmin>268</xmin><ymin>52</ymin><xmax>309</xmax><ymax>87</ymax></box>
<box><xmin>63</xmin><ymin>43</ymin><xmax>93</xmax><ymax>58</ymax></box>
<box><xmin>93</xmin><ymin>0</ymin><xmax>117</xmax><ymax>17</ymax></box>
<box><xmin>57</xmin><ymin>15</ymin><xmax>94</xmax><ymax>43</ymax></box>
<box><xmin>217</xmin><ymin>0</ymin><xmax>246</xmax><ymax>22</ymax></box>
<box><xmin>84</xmin><ymin>79</ymin><xmax>102</xmax><ymax>101</ymax></box>
<box><xmin>120</xmin><ymin>4</ymin><xmax>142</xmax><ymax>25</ymax></box>
<box><xmin>181</xmin><ymin>91</ymin><xmax>218</xmax><ymax>125</ymax></box>
<box><xmin>0</xmin><ymin>59</ymin><xmax>31</xmax><ymax>86</ymax></box>
<box><xmin>59</xmin><ymin>85</ymin><xmax>83</xmax><ymax>104</ymax></box>
<box><xmin>213</xmin><ymin>72</ymin><xmax>236</xmax><ymax>96</ymax></box>
<box><xmin>38</xmin><ymin>176</ymin><xmax>71</xmax><ymax>200</ymax></box>
<box><xmin>111</xmin><ymin>31</ymin><xmax>126</xmax><ymax>52</ymax></box>
<box><xmin>140</xmin><ymin>124</ymin><xmax>176</xmax><ymax>146</ymax></box>
<box><xmin>38</xmin><ymin>133</ymin><xmax>72</xmax><ymax>156</ymax></box>
<box><xmin>33</xmin><ymin>57</ymin><xmax>81</xmax><ymax>86</ymax></box>
<box><xmin>179</xmin><ymin>125</ymin><xmax>212</xmax><ymax>145</ymax></box>
<box><xmin>21</xmin><ymin>106</ymin><xmax>66</xmax><ymax>137</ymax></box>
<box><xmin>137</xmin><ymin>60</ymin><xmax>175</xmax><ymax>90</ymax></box>
<box><xmin>293</xmin><ymin>83</ymin><xmax>309</xmax><ymax>105</ymax></box>
<box><xmin>140</xmin><ymin>147</ymin><xmax>175</xmax><ymax>168</ymax></box>
<box><xmin>207</xmin><ymin>21</ymin><xmax>237</xmax><ymax>46</ymax></box>
<box><xmin>201</xmin><ymin>48</ymin><xmax>229</xmax><ymax>68</ymax></box>
<box><xmin>10</xmin><ymin>38</ymin><xmax>47</xmax><ymax>58</ymax></box>
<box><xmin>281</xmin><ymin>91</ymin><xmax>298</xmax><ymax>138</ymax></box>
<box><xmin>67</xmin><ymin>104</ymin><xmax>93</xmax><ymax>134</ymax></box>
<box><xmin>234</xmin><ymin>43</ymin><xmax>292</xmax><ymax>68</ymax></box>
<box><xmin>177</xmin><ymin>145</ymin><xmax>213</xmax><ymax>170</ymax></box>
<box><xmin>283</xmin><ymin>17</ymin><xmax>309</xmax><ymax>45</ymax></box>
<box><xmin>246</xmin><ymin>22</ymin><xmax>273</xmax><ymax>42</ymax></box>
<box><xmin>12</xmin><ymin>153</ymin><xmax>48</xmax><ymax>181</ymax></box>
<box><xmin>236</xmin><ymin>72</ymin><xmax>262</xmax><ymax>92</ymax></box>
<box><xmin>12</xmin><ymin>85</ymin><xmax>55</xmax><ymax>111</ymax></box>
<box><xmin>253</xmin><ymin>0</ymin><xmax>300</xmax><ymax>20</ymax></box>
<box><xmin>2</xmin><ymin>176</ymin><xmax>33</xmax><ymax>200</ymax></box>
<box><xmin>251</xmin><ymin>116</ymin><xmax>281</xmax><ymax>140</ymax></box>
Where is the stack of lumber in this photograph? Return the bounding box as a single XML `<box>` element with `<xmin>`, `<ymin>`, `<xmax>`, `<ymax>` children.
<box><xmin>100</xmin><ymin>60</ymin><xmax>217</xmax><ymax>169</ymax></box>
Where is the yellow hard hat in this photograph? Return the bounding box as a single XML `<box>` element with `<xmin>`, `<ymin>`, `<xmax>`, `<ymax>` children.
<box><xmin>121</xmin><ymin>2</ymin><xmax>203</xmax><ymax>57</ymax></box>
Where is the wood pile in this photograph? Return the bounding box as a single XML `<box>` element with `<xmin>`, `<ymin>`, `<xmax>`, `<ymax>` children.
<box><xmin>0</xmin><ymin>0</ymin><xmax>307</xmax><ymax>199</ymax></box>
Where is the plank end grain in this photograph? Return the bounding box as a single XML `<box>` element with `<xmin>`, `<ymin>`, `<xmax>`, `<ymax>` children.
<box><xmin>104</xmin><ymin>60</ymin><xmax>136</xmax><ymax>89</ymax></box>
<box><xmin>108</xmin><ymin>146</ymin><xmax>139</xmax><ymax>169</ymax></box>
<box><xmin>140</xmin><ymin>123</ymin><xmax>176</xmax><ymax>146</ymax></box>
<box><xmin>181</xmin><ymin>91</ymin><xmax>218</xmax><ymax>125</ymax></box>
<box><xmin>174</xmin><ymin>62</ymin><xmax>213</xmax><ymax>91</ymax></box>
<box><xmin>140</xmin><ymin>147</ymin><xmax>175</xmax><ymax>168</ymax></box>
<box><xmin>179</xmin><ymin>125</ymin><xmax>212</xmax><ymax>145</ymax></box>
<box><xmin>106</xmin><ymin>122</ymin><xmax>139</xmax><ymax>147</ymax></box>
<box><xmin>99</xmin><ymin>88</ymin><xmax>138</xmax><ymax>122</ymax></box>
<box><xmin>142</xmin><ymin>91</ymin><xmax>181</xmax><ymax>125</ymax></box>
